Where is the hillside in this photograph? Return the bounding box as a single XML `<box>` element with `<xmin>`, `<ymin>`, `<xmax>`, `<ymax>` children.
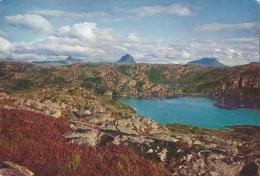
<box><xmin>0</xmin><ymin>61</ymin><xmax>259</xmax><ymax>175</ymax></box>
<box><xmin>0</xmin><ymin>62</ymin><xmax>259</xmax><ymax>100</ymax></box>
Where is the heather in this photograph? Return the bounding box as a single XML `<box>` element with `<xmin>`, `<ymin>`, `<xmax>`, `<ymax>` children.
<box><xmin>0</xmin><ymin>108</ymin><xmax>170</xmax><ymax>176</ymax></box>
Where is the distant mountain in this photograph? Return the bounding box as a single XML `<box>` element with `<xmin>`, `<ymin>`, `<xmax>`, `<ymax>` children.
<box><xmin>65</xmin><ymin>56</ymin><xmax>82</xmax><ymax>64</ymax></box>
<box><xmin>32</xmin><ymin>56</ymin><xmax>83</xmax><ymax>65</ymax></box>
<box><xmin>249</xmin><ymin>62</ymin><xmax>260</xmax><ymax>65</ymax></box>
<box><xmin>0</xmin><ymin>58</ymin><xmax>16</xmax><ymax>62</ymax></box>
<box><xmin>187</xmin><ymin>58</ymin><xmax>226</xmax><ymax>67</ymax></box>
<box><xmin>117</xmin><ymin>54</ymin><xmax>136</xmax><ymax>64</ymax></box>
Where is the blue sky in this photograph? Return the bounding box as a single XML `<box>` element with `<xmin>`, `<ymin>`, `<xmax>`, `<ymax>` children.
<box><xmin>0</xmin><ymin>0</ymin><xmax>259</xmax><ymax>65</ymax></box>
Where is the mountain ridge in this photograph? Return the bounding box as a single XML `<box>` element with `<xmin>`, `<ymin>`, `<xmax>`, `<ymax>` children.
<box><xmin>187</xmin><ymin>58</ymin><xmax>226</xmax><ymax>67</ymax></box>
<box><xmin>32</xmin><ymin>56</ymin><xmax>83</xmax><ymax>65</ymax></box>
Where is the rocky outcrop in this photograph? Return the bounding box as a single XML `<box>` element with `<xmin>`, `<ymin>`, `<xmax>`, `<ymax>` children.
<box><xmin>0</xmin><ymin>89</ymin><xmax>177</xmax><ymax>162</ymax></box>
<box><xmin>166</xmin><ymin>125</ymin><xmax>260</xmax><ymax>176</ymax></box>
<box><xmin>65</xmin><ymin>115</ymin><xmax>177</xmax><ymax>162</ymax></box>
<box><xmin>0</xmin><ymin>161</ymin><xmax>34</xmax><ymax>176</ymax></box>
<box><xmin>217</xmin><ymin>65</ymin><xmax>260</xmax><ymax>95</ymax></box>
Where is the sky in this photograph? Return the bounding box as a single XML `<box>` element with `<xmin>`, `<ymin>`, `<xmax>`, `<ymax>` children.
<box><xmin>0</xmin><ymin>0</ymin><xmax>259</xmax><ymax>65</ymax></box>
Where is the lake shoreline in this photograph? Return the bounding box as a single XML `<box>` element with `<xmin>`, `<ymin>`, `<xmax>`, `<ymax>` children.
<box><xmin>165</xmin><ymin>123</ymin><xmax>260</xmax><ymax>132</ymax></box>
<box><xmin>120</xmin><ymin>97</ymin><xmax>260</xmax><ymax>129</ymax></box>
<box><xmin>117</xmin><ymin>94</ymin><xmax>260</xmax><ymax>110</ymax></box>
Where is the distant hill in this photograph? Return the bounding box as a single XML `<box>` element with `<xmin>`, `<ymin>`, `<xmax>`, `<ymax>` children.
<box><xmin>117</xmin><ymin>54</ymin><xmax>136</xmax><ymax>64</ymax></box>
<box><xmin>65</xmin><ymin>56</ymin><xmax>82</xmax><ymax>64</ymax></box>
<box><xmin>187</xmin><ymin>58</ymin><xmax>226</xmax><ymax>67</ymax></box>
<box><xmin>249</xmin><ymin>62</ymin><xmax>260</xmax><ymax>65</ymax></box>
<box><xmin>32</xmin><ymin>56</ymin><xmax>83</xmax><ymax>65</ymax></box>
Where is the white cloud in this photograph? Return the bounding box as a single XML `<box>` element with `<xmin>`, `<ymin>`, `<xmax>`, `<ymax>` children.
<box><xmin>32</xmin><ymin>4</ymin><xmax>192</xmax><ymax>22</ymax></box>
<box><xmin>57</xmin><ymin>22</ymin><xmax>97</xmax><ymax>41</ymax></box>
<box><xmin>196</xmin><ymin>22</ymin><xmax>258</xmax><ymax>32</ymax></box>
<box><xmin>0</xmin><ymin>29</ymin><xmax>6</xmax><ymax>37</ymax></box>
<box><xmin>0</xmin><ymin>21</ymin><xmax>257</xmax><ymax>65</ymax></box>
<box><xmin>0</xmin><ymin>36</ymin><xmax>13</xmax><ymax>54</ymax></box>
<box><xmin>5</xmin><ymin>14</ymin><xmax>53</xmax><ymax>33</ymax></box>
<box><xmin>127</xmin><ymin>33</ymin><xmax>140</xmax><ymax>42</ymax></box>
<box><xmin>133</xmin><ymin>4</ymin><xmax>192</xmax><ymax>17</ymax></box>
<box><xmin>56</xmin><ymin>22</ymin><xmax>117</xmax><ymax>43</ymax></box>
<box><xmin>11</xmin><ymin>22</ymin><xmax>120</xmax><ymax>60</ymax></box>
<box><xmin>11</xmin><ymin>37</ymin><xmax>258</xmax><ymax>65</ymax></box>
<box><xmin>32</xmin><ymin>9</ymin><xmax>111</xmax><ymax>19</ymax></box>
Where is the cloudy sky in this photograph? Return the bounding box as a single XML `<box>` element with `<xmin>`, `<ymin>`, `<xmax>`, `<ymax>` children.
<box><xmin>0</xmin><ymin>0</ymin><xmax>259</xmax><ymax>65</ymax></box>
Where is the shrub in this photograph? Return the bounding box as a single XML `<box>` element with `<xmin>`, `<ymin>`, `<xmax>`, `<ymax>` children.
<box><xmin>94</xmin><ymin>87</ymin><xmax>106</xmax><ymax>95</ymax></box>
<box><xmin>117</xmin><ymin>65</ymin><xmax>131</xmax><ymax>75</ymax></box>
<box><xmin>0</xmin><ymin>108</ymin><xmax>170</xmax><ymax>176</ymax></box>
<box><xmin>147</xmin><ymin>68</ymin><xmax>167</xmax><ymax>84</ymax></box>
<box><xmin>82</xmin><ymin>76</ymin><xmax>102</xmax><ymax>90</ymax></box>
<box><xmin>112</xmin><ymin>90</ymin><xmax>120</xmax><ymax>98</ymax></box>
<box><xmin>136</xmin><ymin>81</ymin><xmax>145</xmax><ymax>92</ymax></box>
<box><xmin>11</xmin><ymin>79</ymin><xmax>38</xmax><ymax>91</ymax></box>
<box><xmin>52</xmin><ymin>76</ymin><xmax>68</xmax><ymax>85</ymax></box>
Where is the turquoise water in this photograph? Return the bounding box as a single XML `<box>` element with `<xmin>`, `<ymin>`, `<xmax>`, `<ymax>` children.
<box><xmin>121</xmin><ymin>97</ymin><xmax>260</xmax><ymax>129</ymax></box>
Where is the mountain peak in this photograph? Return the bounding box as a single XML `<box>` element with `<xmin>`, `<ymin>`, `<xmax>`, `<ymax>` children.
<box><xmin>65</xmin><ymin>56</ymin><xmax>82</xmax><ymax>63</ymax></box>
<box><xmin>249</xmin><ymin>62</ymin><xmax>260</xmax><ymax>65</ymax></box>
<box><xmin>117</xmin><ymin>54</ymin><xmax>136</xmax><ymax>64</ymax></box>
<box><xmin>66</xmin><ymin>56</ymin><xmax>74</xmax><ymax>61</ymax></box>
<box><xmin>187</xmin><ymin>58</ymin><xmax>226</xmax><ymax>67</ymax></box>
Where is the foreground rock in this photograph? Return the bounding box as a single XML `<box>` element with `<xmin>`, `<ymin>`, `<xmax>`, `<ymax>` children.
<box><xmin>0</xmin><ymin>161</ymin><xmax>34</xmax><ymax>176</ymax></box>
<box><xmin>166</xmin><ymin>124</ymin><xmax>260</xmax><ymax>176</ymax></box>
<box><xmin>0</xmin><ymin>89</ymin><xmax>177</xmax><ymax>162</ymax></box>
<box><xmin>66</xmin><ymin>116</ymin><xmax>177</xmax><ymax>162</ymax></box>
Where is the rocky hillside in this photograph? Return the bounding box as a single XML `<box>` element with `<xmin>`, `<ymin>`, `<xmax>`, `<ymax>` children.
<box><xmin>0</xmin><ymin>86</ymin><xmax>259</xmax><ymax>175</ymax></box>
<box><xmin>0</xmin><ymin>62</ymin><xmax>259</xmax><ymax>108</ymax></box>
<box><xmin>0</xmin><ymin>61</ymin><xmax>259</xmax><ymax>175</ymax></box>
<box><xmin>0</xmin><ymin>86</ymin><xmax>176</xmax><ymax>175</ymax></box>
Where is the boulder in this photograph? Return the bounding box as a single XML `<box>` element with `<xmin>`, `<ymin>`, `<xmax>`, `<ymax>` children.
<box><xmin>0</xmin><ymin>161</ymin><xmax>34</xmax><ymax>176</ymax></box>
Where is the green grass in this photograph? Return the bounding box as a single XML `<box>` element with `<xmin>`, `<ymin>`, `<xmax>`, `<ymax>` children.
<box><xmin>166</xmin><ymin>123</ymin><xmax>229</xmax><ymax>138</ymax></box>
<box><xmin>11</xmin><ymin>79</ymin><xmax>39</xmax><ymax>91</ymax></box>
<box><xmin>146</xmin><ymin>68</ymin><xmax>168</xmax><ymax>84</ymax></box>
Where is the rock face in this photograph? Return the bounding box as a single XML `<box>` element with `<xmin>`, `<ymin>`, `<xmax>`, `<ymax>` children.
<box><xmin>0</xmin><ymin>161</ymin><xmax>34</xmax><ymax>176</ymax></box>
<box><xmin>187</xmin><ymin>58</ymin><xmax>226</xmax><ymax>67</ymax></box>
<box><xmin>213</xmin><ymin>64</ymin><xmax>260</xmax><ymax>108</ymax></box>
<box><xmin>65</xmin><ymin>115</ymin><xmax>176</xmax><ymax>163</ymax></box>
<box><xmin>117</xmin><ymin>54</ymin><xmax>136</xmax><ymax>64</ymax></box>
